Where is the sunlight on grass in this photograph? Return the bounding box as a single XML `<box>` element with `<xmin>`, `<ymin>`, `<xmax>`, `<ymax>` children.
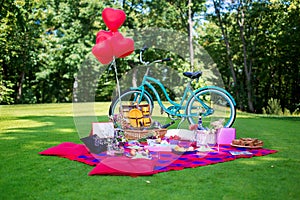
<box><xmin>258</xmin><ymin>156</ymin><xmax>285</xmax><ymax>161</ymax></box>
<box><xmin>0</xmin><ymin>103</ymin><xmax>74</xmax><ymax>117</ymax></box>
<box><xmin>94</xmin><ymin>102</ymin><xmax>111</xmax><ymax>115</ymax></box>
<box><xmin>237</xmin><ymin>156</ymin><xmax>285</xmax><ymax>166</ymax></box>
<box><xmin>0</xmin><ymin>120</ymin><xmax>54</xmax><ymax>133</ymax></box>
<box><xmin>23</xmin><ymin>141</ymin><xmax>62</xmax><ymax>150</ymax></box>
<box><xmin>0</xmin><ymin>136</ymin><xmax>17</xmax><ymax>140</ymax></box>
<box><xmin>235</xmin><ymin>110</ymin><xmax>259</xmax><ymax>118</ymax></box>
<box><xmin>57</xmin><ymin>128</ymin><xmax>75</xmax><ymax>133</ymax></box>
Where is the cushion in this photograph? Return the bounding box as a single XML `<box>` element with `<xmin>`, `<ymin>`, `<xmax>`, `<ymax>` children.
<box><xmin>39</xmin><ymin>142</ymin><xmax>89</xmax><ymax>156</ymax></box>
<box><xmin>89</xmin><ymin>157</ymin><xmax>157</xmax><ymax>176</ymax></box>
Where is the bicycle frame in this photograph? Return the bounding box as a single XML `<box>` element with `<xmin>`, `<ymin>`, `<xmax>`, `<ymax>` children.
<box><xmin>130</xmin><ymin>73</ymin><xmax>211</xmax><ymax>118</ymax></box>
<box><xmin>125</xmin><ymin>47</ymin><xmax>236</xmax><ymax>121</ymax></box>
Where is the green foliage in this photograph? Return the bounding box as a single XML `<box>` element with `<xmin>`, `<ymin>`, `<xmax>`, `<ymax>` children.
<box><xmin>262</xmin><ymin>98</ymin><xmax>283</xmax><ymax>115</ymax></box>
<box><xmin>1</xmin><ymin>0</ymin><xmax>205</xmax><ymax>103</ymax></box>
<box><xmin>0</xmin><ymin>0</ymin><xmax>44</xmax><ymax>103</ymax></box>
<box><xmin>292</xmin><ymin>108</ymin><xmax>300</xmax><ymax>116</ymax></box>
<box><xmin>0</xmin><ymin>0</ymin><xmax>111</xmax><ymax>103</ymax></box>
<box><xmin>199</xmin><ymin>0</ymin><xmax>300</xmax><ymax>113</ymax></box>
<box><xmin>0</xmin><ymin>80</ymin><xmax>14</xmax><ymax>104</ymax></box>
<box><xmin>262</xmin><ymin>98</ymin><xmax>297</xmax><ymax>116</ymax></box>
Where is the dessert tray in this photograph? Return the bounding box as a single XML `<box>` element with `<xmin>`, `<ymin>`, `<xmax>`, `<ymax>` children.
<box><xmin>231</xmin><ymin>138</ymin><xmax>263</xmax><ymax>149</ymax></box>
<box><xmin>230</xmin><ymin>143</ymin><xmax>263</xmax><ymax>149</ymax></box>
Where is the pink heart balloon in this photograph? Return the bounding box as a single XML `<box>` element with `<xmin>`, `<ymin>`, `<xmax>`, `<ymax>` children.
<box><xmin>110</xmin><ymin>32</ymin><xmax>134</xmax><ymax>58</ymax></box>
<box><xmin>95</xmin><ymin>30</ymin><xmax>113</xmax><ymax>44</ymax></box>
<box><xmin>92</xmin><ymin>40</ymin><xmax>114</xmax><ymax>64</ymax></box>
<box><xmin>102</xmin><ymin>8</ymin><xmax>126</xmax><ymax>32</ymax></box>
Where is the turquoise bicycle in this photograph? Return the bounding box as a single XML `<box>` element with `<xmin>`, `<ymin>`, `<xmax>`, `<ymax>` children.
<box><xmin>109</xmin><ymin>47</ymin><xmax>236</xmax><ymax>128</ymax></box>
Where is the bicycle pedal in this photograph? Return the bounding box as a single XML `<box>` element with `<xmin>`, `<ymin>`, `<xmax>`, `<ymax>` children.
<box><xmin>160</xmin><ymin>108</ymin><xmax>164</xmax><ymax>115</ymax></box>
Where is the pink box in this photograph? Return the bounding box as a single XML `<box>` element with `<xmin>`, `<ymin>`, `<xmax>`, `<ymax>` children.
<box><xmin>217</xmin><ymin>128</ymin><xmax>236</xmax><ymax>145</ymax></box>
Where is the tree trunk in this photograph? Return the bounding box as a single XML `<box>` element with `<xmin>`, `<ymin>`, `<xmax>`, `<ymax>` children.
<box><xmin>188</xmin><ymin>0</ymin><xmax>194</xmax><ymax>71</ymax></box>
<box><xmin>132</xmin><ymin>67</ymin><xmax>138</xmax><ymax>87</ymax></box>
<box><xmin>17</xmin><ymin>71</ymin><xmax>25</xmax><ymax>101</ymax></box>
<box><xmin>212</xmin><ymin>0</ymin><xmax>237</xmax><ymax>86</ymax></box>
<box><xmin>212</xmin><ymin>0</ymin><xmax>240</xmax><ymax>109</ymax></box>
<box><xmin>237</xmin><ymin>3</ymin><xmax>254</xmax><ymax>112</ymax></box>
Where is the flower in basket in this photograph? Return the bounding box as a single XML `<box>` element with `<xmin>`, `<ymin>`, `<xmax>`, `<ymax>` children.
<box><xmin>109</xmin><ymin>114</ymin><xmax>131</xmax><ymax>129</ymax></box>
<box><xmin>114</xmin><ymin>129</ymin><xmax>127</xmax><ymax>147</ymax></box>
<box><xmin>210</xmin><ymin>118</ymin><xmax>225</xmax><ymax>130</ymax></box>
<box><xmin>189</xmin><ymin>118</ymin><xmax>225</xmax><ymax>134</ymax></box>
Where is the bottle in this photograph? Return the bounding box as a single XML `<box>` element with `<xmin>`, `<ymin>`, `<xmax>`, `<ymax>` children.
<box><xmin>197</xmin><ymin>115</ymin><xmax>204</xmax><ymax>130</ymax></box>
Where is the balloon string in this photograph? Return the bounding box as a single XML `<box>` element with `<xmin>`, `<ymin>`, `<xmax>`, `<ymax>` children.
<box><xmin>113</xmin><ymin>57</ymin><xmax>123</xmax><ymax>115</ymax></box>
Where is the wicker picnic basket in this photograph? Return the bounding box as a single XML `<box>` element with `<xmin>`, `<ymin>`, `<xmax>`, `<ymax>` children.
<box><xmin>124</xmin><ymin>128</ymin><xmax>167</xmax><ymax>140</ymax></box>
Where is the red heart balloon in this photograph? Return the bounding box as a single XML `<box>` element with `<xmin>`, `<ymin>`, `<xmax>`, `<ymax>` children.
<box><xmin>92</xmin><ymin>40</ymin><xmax>114</xmax><ymax>64</ymax></box>
<box><xmin>111</xmin><ymin>32</ymin><xmax>134</xmax><ymax>58</ymax></box>
<box><xmin>102</xmin><ymin>8</ymin><xmax>126</xmax><ymax>32</ymax></box>
<box><xmin>117</xmin><ymin>37</ymin><xmax>134</xmax><ymax>58</ymax></box>
<box><xmin>95</xmin><ymin>30</ymin><xmax>113</xmax><ymax>44</ymax></box>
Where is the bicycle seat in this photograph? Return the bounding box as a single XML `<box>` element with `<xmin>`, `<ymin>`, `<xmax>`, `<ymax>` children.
<box><xmin>183</xmin><ymin>71</ymin><xmax>202</xmax><ymax>79</ymax></box>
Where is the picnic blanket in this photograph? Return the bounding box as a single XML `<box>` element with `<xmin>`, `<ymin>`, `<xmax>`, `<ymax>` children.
<box><xmin>39</xmin><ymin>142</ymin><xmax>277</xmax><ymax>177</ymax></box>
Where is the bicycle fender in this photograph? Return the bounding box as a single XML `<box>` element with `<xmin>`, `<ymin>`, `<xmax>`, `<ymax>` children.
<box><xmin>193</xmin><ymin>86</ymin><xmax>236</xmax><ymax>106</ymax></box>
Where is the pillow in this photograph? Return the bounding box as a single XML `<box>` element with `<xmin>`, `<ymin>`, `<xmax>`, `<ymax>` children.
<box><xmin>39</xmin><ymin>142</ymin><xmax>89</xmax><ymax>156</ymax></box>
<box><xmin>80</xmin><ymin>135</ymin><xmax>108</xmax><ymax>154</ymax></box>
<box><xmin>89</xmin><ymin>157</ymin><xmax>157</xmax><ymax>176</ymax></box>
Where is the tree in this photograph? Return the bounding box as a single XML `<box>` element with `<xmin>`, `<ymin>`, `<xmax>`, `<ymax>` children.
<box><xmin>1</xmin><ymin>0</ymin><xmax>298</xmax><ymax>113</ymax></box>
<box><xmin>200</xmin><ymin>0</ymin><xmax>300</xmax><ymax>113</ymax></box>
<box><xmin>0</xmin><ymin>0</ymin><xmax>44</xmax><ymax>103</ymax></box>
<box><xmin>0</xmin><ymin>0</ymin><xmax>113</xmax><ymax>103</ymax></box>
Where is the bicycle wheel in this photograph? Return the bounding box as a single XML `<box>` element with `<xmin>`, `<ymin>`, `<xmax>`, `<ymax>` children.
<box><xmin>186</xmin><ymin>88</ymin><xmax>236</xmax><ymax>128</ymax></box>
<box><xmin>109</xmin><ymin>89</ymin><xmax>154</xmax><ymax>117</ymax></box>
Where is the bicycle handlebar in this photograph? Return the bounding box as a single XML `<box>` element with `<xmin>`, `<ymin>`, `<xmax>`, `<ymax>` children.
<box><xmin>139</xmin><ymin>47</ymin><xmax>171</xmax><ymax>65</ymax></box>
<box><xmin>141</xmin><ymin>45</ymin><xmax>148</xmax><ymax>52</ymax></box>
<box><xmin>162</xmin><ymin>58</ymin><xmax>172</xmax><ymax>62</ymax></box>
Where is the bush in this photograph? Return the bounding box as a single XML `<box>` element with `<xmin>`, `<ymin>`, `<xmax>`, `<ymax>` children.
<box><xmin>262</xmin><ymin>98</ymin><xmax>283</xmax><ymax>115</ymax></box>
<box><xmin>292</xmin><ymin>108</ymin><xmax>300</xmax><ymax>116</ymax></box>
<box><xmin>0</xmin><ymin>80</ymin><xmax>14</xmax><ymax>104</ymax></box>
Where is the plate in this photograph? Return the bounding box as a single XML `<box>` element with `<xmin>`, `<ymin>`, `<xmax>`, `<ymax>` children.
<box><xmin>230</xmin><ymin>143</ymin><xmax>263</xmax><ymax>149</ymax></box>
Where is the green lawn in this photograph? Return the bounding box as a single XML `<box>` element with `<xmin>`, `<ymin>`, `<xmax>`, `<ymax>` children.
<box><xmin>0</xmin><ymin>103</ymin><xmax>299</xmax><ymax>200</ymax></box>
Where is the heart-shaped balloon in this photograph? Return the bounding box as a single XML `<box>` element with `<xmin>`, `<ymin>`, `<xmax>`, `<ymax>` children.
<box><xmin>116</xmin><ymin>37</ymin><xmax>134</xmax><ymax>58</ymax></box>
<box><xmin>92</xmin><ymin>40</ymin><xmax>114</xmax><ymax>64</ymax></box>
<box><xmin>102</xmin><ymin>8</ymin><xmax>126</xmax><ymax>32</ymax></box>
<box><xmin>95</xmin><ymin>30</ymin><xmax>113</xmax><ymax>44</ymax></box>
<box><xmin>111</xmin><ymin>32</ymin><xmax>134</xmax><ymax>58</ymax></box>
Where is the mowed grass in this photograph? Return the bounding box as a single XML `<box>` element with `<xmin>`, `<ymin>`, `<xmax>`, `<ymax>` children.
<box><xmin>0</xmin><ymin>103</ymin><xmax>299</xmax><ymax>200</ymax></box>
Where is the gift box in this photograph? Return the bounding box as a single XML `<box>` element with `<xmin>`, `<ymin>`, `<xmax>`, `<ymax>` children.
<box><xmin>217</xmin><ymin>128</ymin><xmax>236</xmax><ymax>145</ymax></box>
